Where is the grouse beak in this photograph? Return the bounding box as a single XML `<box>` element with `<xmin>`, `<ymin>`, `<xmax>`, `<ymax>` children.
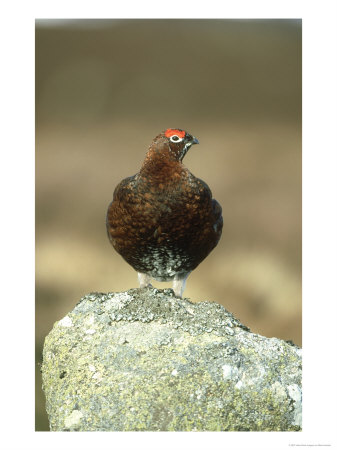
<box><xmin>192</xmin><ymin>136</ymin><xmax>199</xmax><ymax>145</ymax></box>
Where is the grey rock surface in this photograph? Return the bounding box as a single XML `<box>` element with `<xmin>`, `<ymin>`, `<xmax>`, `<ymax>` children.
<box><xmin>41</xmin><ymin>288</ymin><xmax>302</xmax><ymax>431</ymax></box>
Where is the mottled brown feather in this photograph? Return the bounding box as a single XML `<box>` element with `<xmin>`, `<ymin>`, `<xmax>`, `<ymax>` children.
<box><xmin>106</xmin><ymin>129</ymin><xmax>223</xmax><ymax>282</ymax></box>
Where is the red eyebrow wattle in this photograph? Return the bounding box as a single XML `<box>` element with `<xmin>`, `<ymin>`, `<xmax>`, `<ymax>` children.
<box><xmin>165</xmin><ymin>129</ymin><xmax>186</xmax><ymax>138</ymax></box>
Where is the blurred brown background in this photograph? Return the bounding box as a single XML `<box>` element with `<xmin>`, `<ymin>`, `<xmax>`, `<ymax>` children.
<box><xmin>35</xmin><ymin>19</ymin><xmax>301</xmax><ymax>430</ymax></box>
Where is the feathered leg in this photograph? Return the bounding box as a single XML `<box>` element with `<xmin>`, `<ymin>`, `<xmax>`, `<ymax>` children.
<box><xmin>172</xmin><ymin>272</ymin><xmax>190</xmax><ymax>298</ymax></box>
<box><xmin>138</xmin><ymin>272</ymin><xmax>152</xmax><ymax>288</ymax></box>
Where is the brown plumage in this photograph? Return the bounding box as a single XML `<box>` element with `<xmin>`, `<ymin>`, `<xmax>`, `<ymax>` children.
<box><xmin>106</xmin><ymin>128</ymin><xmax>223</xmax><ymax>297</ymax></box>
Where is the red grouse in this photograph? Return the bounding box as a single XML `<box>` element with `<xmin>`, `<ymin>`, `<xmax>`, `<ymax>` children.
<box><xmin>106</xmin><ymin>128</ymin><xmax>223</xmax><ymax>297</ymax></box>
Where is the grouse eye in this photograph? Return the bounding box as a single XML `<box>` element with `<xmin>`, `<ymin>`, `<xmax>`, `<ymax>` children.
<box><xmin>170</xmin><ymin>135</ymin><xmax>183</xmax><ymax>143</ymax></box>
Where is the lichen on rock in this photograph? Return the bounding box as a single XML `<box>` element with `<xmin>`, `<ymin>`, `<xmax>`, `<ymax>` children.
<box><xmin>41</xmin><ymin>287</ymin><xmax>302</xmax><ymax>431</ymax></box>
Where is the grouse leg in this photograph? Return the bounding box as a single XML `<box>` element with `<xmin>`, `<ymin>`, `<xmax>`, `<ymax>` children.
<box><xmin>138</xmin><ymin>272</ymin><xmax>152</xmax><ymax>289</ymax></box>
<box><xmin>172</xmin><ymin>272</ymin><xmax>190</xmax><ymax>298</ymax></box>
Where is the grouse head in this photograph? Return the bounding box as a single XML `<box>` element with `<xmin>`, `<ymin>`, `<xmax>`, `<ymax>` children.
<box><xmin>148</xmin><ymin>128</ymin><xmax>199</xmax><ymax>163</ymax></box>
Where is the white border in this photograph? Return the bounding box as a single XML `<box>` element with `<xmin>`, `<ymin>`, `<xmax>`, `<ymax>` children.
<box><xmin>1</xmin><ymin>1</ymin><xmax>336</xmax><ymax>449</ymax></box>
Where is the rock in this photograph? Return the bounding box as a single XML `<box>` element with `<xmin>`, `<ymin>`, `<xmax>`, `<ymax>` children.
<box><xmin>41</xmin><ymin>288</ymin><xmax>302</xmax><ymax>431</ymax></box>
